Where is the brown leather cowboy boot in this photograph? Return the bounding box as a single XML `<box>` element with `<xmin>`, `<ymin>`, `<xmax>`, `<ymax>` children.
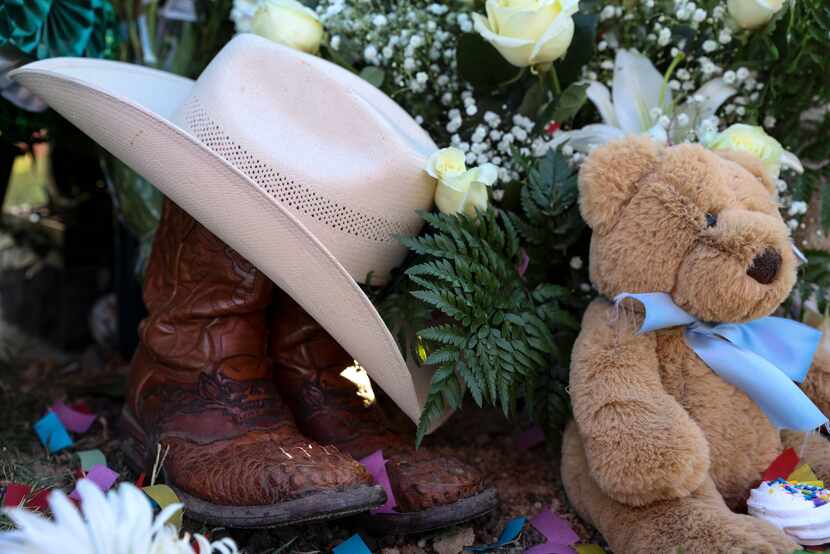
<box><xmin>121</xmin><ymin>199</ymin><xmax>385</xmax><ymax>528</ymax></box>
<box><xmin>269</xmin><ymin>289</ymin><xmax>498</xmax><ymax>534</ymax></box>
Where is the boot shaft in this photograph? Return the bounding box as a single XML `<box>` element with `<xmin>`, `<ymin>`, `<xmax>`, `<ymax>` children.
<box><xmin>269</xmin><ymin>289</ymin><xmax>398</xmax><ymax>455</ymax></box>
<box><xmin>128</xmin><ymin>199</ymin><xmax>286</xmax><ymax>442</ymax></box>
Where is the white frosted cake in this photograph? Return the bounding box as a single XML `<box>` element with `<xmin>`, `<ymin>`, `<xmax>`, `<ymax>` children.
<box><xmin>748</xmin><ymin>478</ymin><xmax>830</xmax><ymax>546</ymax></box>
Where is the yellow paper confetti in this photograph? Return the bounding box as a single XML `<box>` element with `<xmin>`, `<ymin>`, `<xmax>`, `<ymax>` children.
<box><xmin>787</xmin><ymin>464</ymin><xmax>823</xmax><ymax>487</ymax></box>
<box><xmin>575</xmin><ymin>545</ymin><xmax>607</xmax><ymax>554</ymax></box>
<box><xmin>142</xmin><ymin>484</ymin><xmax>184</xmax><ymax>529</ymax></box>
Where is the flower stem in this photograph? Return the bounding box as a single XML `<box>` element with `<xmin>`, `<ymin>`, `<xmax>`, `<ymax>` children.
<box><xmin>659</xmin><ymin>52</ymin><xmax>685</xmax><ymax>110</ymax></box>
<box><xmin>549</xmin><ymin>66</ymin><xmax>562</xmax><ymax>96</ymax></box>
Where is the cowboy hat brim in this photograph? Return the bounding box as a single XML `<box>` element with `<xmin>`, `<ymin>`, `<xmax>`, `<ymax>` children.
<box><xmin>11</xmin><ymin>58</ymin><xmax>437</xmax><ymax>428</ymax></box>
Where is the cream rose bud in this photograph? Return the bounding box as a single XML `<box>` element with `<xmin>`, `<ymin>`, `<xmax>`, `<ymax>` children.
<box><xmin>727</xmin><ymin>0</ymin><xmax>784</xmax><ymax>29</ymax></box>
<box><xmin>426</xmin><ymin>147</ymin><xmax>467</xmax><ymax>182</ymax></box>
<box><xmin>707</xmin><ymin>124</ymin><xmax>803</xmax><ymax>180</ymax></box>
<box><xmin>250</xmin><ymin>0</ymin><xmax>323</xmax><ymax>54</ymax></box>
<box><xmin>427</xmin><ymin>148</ymin><xmax>499</xmax><ymax>216</ymax></box>
<box><xmin>473</xmin><ymin>0</ymin><xmax>579</xmax><ymax>68</ymax></box>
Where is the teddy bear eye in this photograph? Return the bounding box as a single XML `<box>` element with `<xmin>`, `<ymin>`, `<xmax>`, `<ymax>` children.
<box><xmin>705</xmin><ymin>212</ymin><xmax>718</xmax><ymax>228</ymax></box>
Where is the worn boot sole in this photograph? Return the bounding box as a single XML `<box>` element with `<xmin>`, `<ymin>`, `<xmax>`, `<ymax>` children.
<box><xmin>120</xmin><ymin>409</ymin><xmax>386</xmax><ymax>528</ymax></box>
<box><xmin>356</xmin><ymin>486</ymin><xmax>499</xmax><ymax>535</ymax></box>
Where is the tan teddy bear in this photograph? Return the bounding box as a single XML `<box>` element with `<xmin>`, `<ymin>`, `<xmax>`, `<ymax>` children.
<box><xmin>561</xmin><ymin>136</ymin><xmax>830</xmax><ymax>553</ymax></box>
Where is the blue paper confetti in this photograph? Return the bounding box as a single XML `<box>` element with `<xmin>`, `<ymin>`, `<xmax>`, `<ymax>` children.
<box><xmin>333</xmin><ymin>534</ymin><xmax>372</xmax><ymax>554</ymax></box>
<box><xmin>34</xmin><ymin>412</ymin><xmax>73</xmax><ymax>453</ymax></box>
<box><xmin>464</xmin><ymin>516</ymin><xmax>527</xmax><ymax>552</ymax></box>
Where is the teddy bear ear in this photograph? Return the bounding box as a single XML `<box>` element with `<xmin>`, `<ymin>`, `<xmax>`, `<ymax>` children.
<box><xmin>714</xmin><ymin>149</ymin><xmax>776</xmax><ymax>195</ymax></box>
<box><xmin>578</xmin><ymin>136</ymin><xmax>663</xmax><ymax>235</ymax></box>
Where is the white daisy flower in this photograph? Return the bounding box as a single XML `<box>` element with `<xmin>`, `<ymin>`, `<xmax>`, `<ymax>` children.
<box><xmin>0</xmin><ymin>480</ymin><xmax>237</xmax><ymax>554</ymax></box>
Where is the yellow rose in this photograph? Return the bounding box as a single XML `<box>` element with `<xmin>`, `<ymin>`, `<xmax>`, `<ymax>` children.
<box><xmin>427</xmin><ymin>148</ymin><xmax>499</xmax><ymax>216</ymax></box>
<box><xmin>727</xmin><ymin>0</ymin><xmax>784</xmax><ymax>29</ymax></box>
<box><xmin>472</xmin><ymin>0</ymin><xmax>579</xmax><ymax>68</ymax></box>
<box><xmin>250</xmin><ymin>0</ymin><xmax>323</xmax><ymax>54</ymax></box>
<box><xmin>707</xmin><ymin>124</ymin><xmax>803</xmax><ymax>180</ymax></box>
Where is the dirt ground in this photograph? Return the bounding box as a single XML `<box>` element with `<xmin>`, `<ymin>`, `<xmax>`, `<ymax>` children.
<box><xmin>0</xmin><ymin>341</ymin><xmax>604</xmax><ymax>553</ymax></box>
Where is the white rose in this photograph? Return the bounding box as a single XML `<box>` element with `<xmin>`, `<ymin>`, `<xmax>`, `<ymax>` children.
<box><xmin>426</xmin><ymin>147</ymin><xmax>467</xmax><ymax>182</ymax></box>
<box><xmin>231</xmin><ymin>0</ymin><xmax>260</xmax><ymax>32</ymax></box>
<box><xmin>472</xmin><ymin>0</ymin><xmax>579</xmax><ymax>68</ymax></box>
<box><xmin>727</xmin><ymin>0</ymin><xmax>784</xmax><ymax>29</ymax></box>
<box><xmin>250</xmin><ymin>0</ymin><xmax>324</xmax><ymax>54</ymax></box>
<box><xmin>427</xmin><ymin>148</ymin><xmax>498</xmax><ymax>216</ymax></box>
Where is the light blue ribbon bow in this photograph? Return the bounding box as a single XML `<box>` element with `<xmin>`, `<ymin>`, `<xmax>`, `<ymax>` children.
<box><xmin>615</xmin><ymin>292</ymin><xmax>827</xmax><ymax>432</ymax></box>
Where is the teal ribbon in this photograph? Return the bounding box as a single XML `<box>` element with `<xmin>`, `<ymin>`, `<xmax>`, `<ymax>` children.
<box><xmin>616</xmin><ymin>292</ymin><xmax>827</xmax><ymax>432</ymax></box>
<box><xmin>0</xmin><ymin>0</ymin><xmax>118</xmax><ymax>60</ymax></box>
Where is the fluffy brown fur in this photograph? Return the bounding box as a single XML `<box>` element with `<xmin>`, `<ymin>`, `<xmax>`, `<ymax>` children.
<box><xmin>562</xmin><ymin>136</ymin><xmax>830</xmax><ymax>553</ymax></box>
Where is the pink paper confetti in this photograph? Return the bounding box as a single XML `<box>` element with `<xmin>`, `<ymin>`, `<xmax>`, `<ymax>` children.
<box><xmin>51</xmin><ymin>400</ymin><xmax>97</xmax><ymax>433</ymax></box>
<box><xmin>69</xmin><ymin>465</ymin><xmax>119</xmax><ymax>500</ymax></box>
<box><xmin>525</xmin><ymin>544</ymin><xmax>577</xmax><ymax>554</ymax></box>
<box><xmin>525</xmin><ymin>508</ymin><xmax>580</xmax><ymax>554</ymax></box>
<box><xmin>359</xmin><ymin>449</ymin><xmax>397</xmax><ymax>515</ymax></box>
<box><xmin>515</xmin><ymin>425</ymin><xmax>545</xmax><ymax>450</ymax></box>
<box><xmin>517</xmin><ymin>249</ymin><xmax>530</xmax><ymax>277</ymax></box>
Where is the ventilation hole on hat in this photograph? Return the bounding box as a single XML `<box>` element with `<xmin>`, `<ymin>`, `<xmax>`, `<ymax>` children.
<box><xmin>182</xmin><ymin>97</ymin><xmax>416</xmax><ymax>243</ymax></box>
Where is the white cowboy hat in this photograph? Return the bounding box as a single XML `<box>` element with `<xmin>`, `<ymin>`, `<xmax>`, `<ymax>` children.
<box><xmin>11</xmin><ymin>34</ymin><xmax>441</xmax><ymax>428</ymax></box>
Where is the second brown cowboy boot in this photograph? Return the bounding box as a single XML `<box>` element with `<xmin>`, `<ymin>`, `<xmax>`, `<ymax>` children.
<box><xmin>121</xmin><ymin>199</ymin><xmax>385</xmax><ymax>528</ymax></box>
<box><xmin>269</xmin><ymin>289</ymin><xmax>498</xmax><ymax>534</ymax></box>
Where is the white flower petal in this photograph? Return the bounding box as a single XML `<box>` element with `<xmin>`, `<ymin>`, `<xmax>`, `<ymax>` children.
<box><xmin>585</xmin><ymin>81</ymin><xmax>619</xmax><ymax>127</ymax></box>
<box><xmin>561</xmin><ymin>124</ymin><xmax>626</xmax><ymax>153</ymax></box>
<box><xmin>469</xmin><ymin>163</ymin><xmax>500</xmax><ymax>187</ymax></box>
<box><xmin>781</xmin><ymin>150</ymin><xmax>804</xmax><ymax>174</ymax></box>
<box><xmin>529</xmin><ymin>14</ymin><xmax>574</xmax><ymax>65</ymax></box>
<box><xmin>152</xmin><ymin>503</ymin><xmax>186</xmax><ymax>535</ymax></box>
<box><xmin>646</xmin><ymin>124</ymin><xmax>669</xmax><ymax>144</ymax></box>
<box><xmin>692</xmin><ymin>79</ymin><xmax>737</xmax><ymax>121</ymax></box>
<box><xmin>612</xmin><ymin>50</ymin><xmax>668</xmax><ymax>134</ymax></box>
<box><xmin>474</xmin><ymin>14</ymin><xmax>537</xmax><ymax>67</ymax></box>
<box><xmin>47</xmin><ymin>490</ymin><xmax>89</xmax><ymax>542</ymax></box>
<box><xmin>559</xmin><ymin>0</ymin><xmax>580</xmax><ymax>16</ymax></box>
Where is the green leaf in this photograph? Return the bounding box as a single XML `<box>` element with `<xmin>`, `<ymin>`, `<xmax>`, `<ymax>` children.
<box><xmin>400</xmin><ymin>207</ymin><xmax>582</xmax><ymax>444</ymax></box>
<box><xmin>456</xmin><ymin>33</ymin><xmax>522</xmax><ymax>89</ymax></box>
<box><xmin>554</xmin><ymin>14</ymin><xmax>598</xmax><ymax>88</ymax></box>
<box><xmin>520</xmin><ymin>81</ymin><xmax>547</xmax><ymax>118</ymax></box>
<box><xmin>359</xmin><ymin>66</ymin><xmax>385</xmax><ymax>88</ymax></box>
<box><xmin>321</xmin><ymin>38</ymin><xmax>361</xmax><ymax>72</ymax></box>
<box><xmin>821</xmin><ymin>183</ymin><xmax>830</xmax><ymax>234</ymax></box>
<box><xmin>551</xmin><ymin>82</ymin><xmax>589</xmax><ymax>123</ymax></box>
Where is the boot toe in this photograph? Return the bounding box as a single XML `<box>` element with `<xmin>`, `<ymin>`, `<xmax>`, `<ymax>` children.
<box><xmin>385</xmin><ymin>448</ymin><xmax>484</xmax><ymax>512</ymax></box>
<box><xmin>164</xmin><ymin>430</ymin><xmax>373</xmax><ymax>506</ymax></box>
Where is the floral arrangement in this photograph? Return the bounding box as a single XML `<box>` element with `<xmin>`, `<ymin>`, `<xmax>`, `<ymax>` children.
<box><xmin>226</xmin><ymin>0</ymin><xmax>830</xmax><ymax>441</ymax></box>
<box><xmin>0</xmin><ymin>479</ymin><xmax>238</xmax><ymax>554</ymax></box>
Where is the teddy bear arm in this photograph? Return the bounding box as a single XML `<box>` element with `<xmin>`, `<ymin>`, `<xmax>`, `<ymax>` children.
<box><xmin>569</xmin><ymin>300</ymin><xmax>710</xmax><ymax>506</ymax></box>
<box><xmin>801</xmin><ymin>357</ymin><xmax>830</xmax><ymax>421</ymax></box>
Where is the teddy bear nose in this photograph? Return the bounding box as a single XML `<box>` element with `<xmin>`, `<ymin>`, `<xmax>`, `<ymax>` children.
<box><xmin>746</xmin><ymin>248</ymin><xmax>782</xmax><ymax>284</ymax></box>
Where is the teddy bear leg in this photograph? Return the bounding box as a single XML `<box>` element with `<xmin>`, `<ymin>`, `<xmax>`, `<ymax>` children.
<box><xmin>562</xmin><ymin>423</ymin><xmax>797</xmax><ymax>554</ymax></box>
<box><xmin>781</xmin><ymin>429</ymin><xmax>830</xmax><ymax>480</ymax></box>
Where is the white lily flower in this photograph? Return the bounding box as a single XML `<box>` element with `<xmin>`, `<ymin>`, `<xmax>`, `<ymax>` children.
<box><xmin>0</xmin><ymin>480</ymin><xmax>238</xmax><ymax>554</ymax></box>
<box><xmin>559</xmin><ymin>50</ymin><xmax>736</xmax><ymax>152</ymax></box>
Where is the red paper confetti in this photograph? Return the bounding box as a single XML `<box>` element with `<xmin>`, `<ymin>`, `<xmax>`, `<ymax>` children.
<box><xmin>545</xmin><ymin>121</ymin><xmax>561</xmax><ymax>136</ymax></box>
<box><xmin>26</xmin><ymin>489</ymin><xmax>50</xmax><ymax>511</ymax></box>
<box><xmin>762</xmin><ymin>448</ymin><xmax>800</xmax><ymax>482</ymax></box>
<box><xmin>2</xmin><ymin>483</ymin><xmax>31</xmax><ymax>507</ymax></box>
<box><xmin>2</xmin><ymin>483</ymin><xmax>50</xmax><ymax>511</ymax></box>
